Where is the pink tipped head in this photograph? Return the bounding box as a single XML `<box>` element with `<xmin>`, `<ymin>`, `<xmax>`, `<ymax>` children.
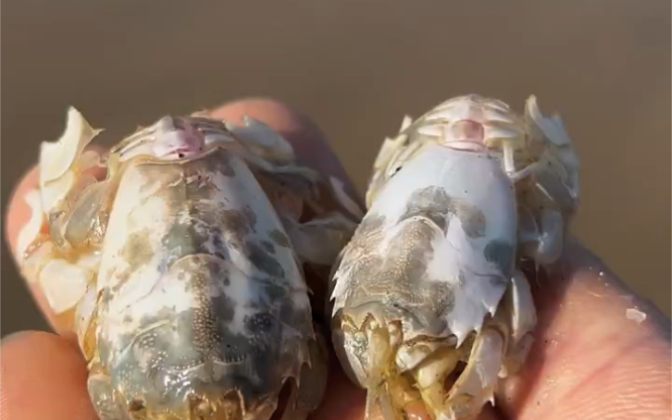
<box><xmin>445</xmin><ymin>119</ymin><xmax>487</xmax><ymax>151</ymax></box>
<box><xmin>422</xmin><ymin>94</ymin><xmax>522</xmax><ymax>152</ymax></box>
<box><xmin>151</xmin><ymin>116</ymin><xmax>205</xmax><ymax>159</ymax></box>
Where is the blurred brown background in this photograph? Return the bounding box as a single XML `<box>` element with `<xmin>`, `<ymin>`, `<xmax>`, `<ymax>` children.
<box><xmin>1</xmin><ymin>0</ymin><xmax>670</xmax><ymax>337</ymax></box>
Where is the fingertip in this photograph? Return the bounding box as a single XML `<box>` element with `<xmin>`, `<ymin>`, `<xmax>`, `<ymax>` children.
<box><xmin>0</xmin><ymin>331</ymin><xmax>96</xmax><ymax>420</ymax></box>
<box><xmin>495</xmin><ymin>239</ymin><xmax>671</xmax><ymax>420</ymax></box>
<box><xmin>210</xmin><ymin>97</ymin><xmax>307</xmax><ymax>125</ymax></box>
<box><xmin>210</xmin><ymin>97</ymin><xmax>329</xmax><ymax>160</ymax></box>
<box><xmin>210</xmin><ymin>97</ymin><xmax>324</xmax><ymax>145</ymax></box>
<box><xmin>537</xmin><ymin>239</ymin><xmax>669</xmax><ymax>335</ymax></box>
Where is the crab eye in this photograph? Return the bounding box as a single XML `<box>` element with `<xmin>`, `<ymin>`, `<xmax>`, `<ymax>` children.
<box><xmin>388</xmin><ymin>164</ymin><xmax>403</xmax><ymax>178</ymax></box>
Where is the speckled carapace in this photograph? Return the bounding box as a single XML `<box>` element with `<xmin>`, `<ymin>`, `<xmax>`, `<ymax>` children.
<box><xmin>17</xmin><ymin>109</ymin><xmax>362</xmax><ymax>420</ymax></box>
<box><xmin>328</xmin><ymin>95</ymin><xmax>579</xmax><ymax>420</ymax></box>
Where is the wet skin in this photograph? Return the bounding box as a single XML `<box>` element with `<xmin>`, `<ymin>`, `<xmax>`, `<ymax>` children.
<box><xmin>3</xmin><ymin>98</ymin><xmax>671</xmax><ymax>420</ymax></box>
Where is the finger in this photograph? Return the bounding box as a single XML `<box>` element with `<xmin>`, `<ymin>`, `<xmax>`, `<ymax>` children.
<box><xmin>494</xmin><ymin>239</ymin><xmax>671</xmax><ymax>420</ymax></box>
<box><xmin>0</xmin><ymin>331</ymin><xmax>97</xmax><ymax>420</ymax></box>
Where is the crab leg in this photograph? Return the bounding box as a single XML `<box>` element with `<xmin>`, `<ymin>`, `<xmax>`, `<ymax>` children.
<box><xmin>363</xmin><ymin>325</ymin><xmax>419</xmax><ymax>420</ymax></box>
<box><xmin>442</xmin><ymin>328</ymin><xmax>505</xmax><ymax>420</ymax></box>
<box><xmin>87</xmin><ymin>362</ymin><xmax>129</xmax><ymax>420</ymax></box>
<box><xmin>244</xmin><ymin>153</ymin><xmax>322</xmax><ymax>185</ymax></box>
<box><xmin>499</xmin><ymin>271</ymin><xmax>537</xmax><ymax>377</ymax></box>
<box><xmin>407</xmin><ymin>329</ymin><xmax>504</xmax><ymax>420</ymax></box>
<box><xmin>283</xmin><ymin>213</ymin><xmax>358</xmax><ymax>266</ymax></box>
<box><xmin>18</xmin><ymin>180</ymin><xmax>110</xmax><ymax>324</ymax></box>
<box><xmin>501</xmin><ymin>141</ymin><xmax>542</xmax><ymax>183</ymax></box>
<box><xmin>17</xmin><ymin>109</ymin><xmax>115</xmax><ymax>336</ymax></box>
<box><xmin>279</xmin><ymin>328</ymin><xmax>329</xmax><ymax>420</ymax></box>
<box><xmin>411</xmin><ymin>346</ymin><xmax>461</xmax><ymax>418</ymax></box>
<box><xmin>507</xmin><ymin>271</ymin><xmax>537</xmax><ymax>344</ymax></box>
<box><xmin>224</xmin><ymin>116</ymin><xmax>297</xmax><ymax>165</ymax></box>
<box><xmin>518</xmin><ymin>205</ymin><xmax>565</xmax><ymax>266</ymax></box>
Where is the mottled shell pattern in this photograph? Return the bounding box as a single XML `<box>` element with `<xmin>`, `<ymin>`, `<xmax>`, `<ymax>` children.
<box><xmin>17</xmin><ymin>109</ymin><xmax>362</xmax><ymax>420</ymax></box>
<box><xmin>328</xmin><ymin>94</ymin><xmax>579</xmax><ymax>420</ymax></box>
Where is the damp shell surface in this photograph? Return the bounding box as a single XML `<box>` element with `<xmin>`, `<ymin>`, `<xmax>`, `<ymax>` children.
<box><xmin>328</xmin><ymin>94</ymin><xmax>579</xmax><ymax>420</ymax></box>
<box><xmin>17</xmin><ymin>110</ymin><xmax>361</xmax><ymax>420</ymax></box>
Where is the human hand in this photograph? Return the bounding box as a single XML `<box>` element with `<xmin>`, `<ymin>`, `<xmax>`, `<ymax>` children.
<box><xmin>2</xmin><ymin>98</ymin><xmax>670</xmax><ymax>420</ymax></box>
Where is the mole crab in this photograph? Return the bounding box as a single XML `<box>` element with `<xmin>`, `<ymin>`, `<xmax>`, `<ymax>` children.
<box><xmin>16</xmin><ymin>108</ymin><xmax>362</xmax><ymax>420</ymax></box>
<box><xmin>328</xmin><ymin>94</ymin><xmax>579</xmax><ymax>420</ymax></box>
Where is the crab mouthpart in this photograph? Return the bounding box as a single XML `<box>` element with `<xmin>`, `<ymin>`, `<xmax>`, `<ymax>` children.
<box><xmin>153</xmin><ymin>116</ymin><xmax>206</xmax><ymax>159</ymax></box>
<box><xmin>444</xmin><ymin>120</ymin><xmax>488</xmax><ymax>152</ymax></box>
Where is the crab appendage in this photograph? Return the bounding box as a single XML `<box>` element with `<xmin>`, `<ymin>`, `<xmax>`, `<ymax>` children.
<box><xmin>87</xmin><ymin>363</ymin><xmax>129</xmax><ymax>420</ymax></box>
<box><xmin>523</xmin><ymin>96</ymin><xmax>580</xmax><ymax>216</ymax></box>
<box><xmin>441</xmin><ymin>328</ymin><xmax>505</xmax><ymax>420</ymax></box>
<box><xmin>18</xmin><ymin>108</ymin><xmax>111</xmax><ymax>322</ymax></box>
<box><xmin>506</xmin><ymin>271</ymin><xmax>537</xmax><ymax>345</ymax></box>
<box><xmin>250</xmin><ymin>161</ymin><xmax>360</xmax><ymax>269</ymax></box>
<box><xmin>23</xmin><ymin>177</ymin><xmax>113</xmax><ymax>319</ymax></box>
<box><xmin>39</xmin><ymin>108</ymin><xmax>105</xmax><ymax>215</ymax></box>
<box><xmin>518</xmin><ymin>205</ymin><xmax>565</xmax><ymax>266</ymax></box>
<box><xmin>242</xmin><ymin>133</ymin><xmax>362</xmax><ymax>268</ymax></box>
<box><xmin>497</xmin><ymin>97</ymin><xmax>579</xmax><ymax>232</ymax></box>
<box><xmin>408</xmin><ymin>274</ymin><xmax>535</xmax><ymax>420</ymax></box>
<box><xmin>337</xmin><ymin>269</ymin><xmax>538</xmax><ymax>420</ymax></box>
<box><xmin>51</xmin><ymin>179</ymin><xmax>117</xmax><ymax>249</ymax></box>
<box><xmin>367</xmin><ymin>377</ymin><xmax>420</xmax><ymax>420</ymax></box>
<box><xmin>500</xmin><ymin>140</ymin><xmax>545</xmax><ymax>184</ymax></box>
<box><xmin>243</xmin><ymin>151</ymin><xmax>323</xmax><ymax>186</ymax></box>
<box><xmin>359</xmin><ymin>322</ymin><xmax>420</xmax><ymax>420</ymax></box>
<box><xmin>283</xmin><ymin>212</ymin><xmax>359</xmax><ymax>266</ymax></box>
<box><xmin>225</xmin><ymin>115</ymin><xmax>297</xmax><ymax>165</ymax></box>
<box><xmin>279</xmin><ymin>326</ymin><xmax>330</xmax><ymax>420</ymax></box>
<box><xmin>497</xmin><ymin>270</ymin><xmax>537</xmax><ymax>378</ymax></box>
<box><xmin>410</xmin><ymin>346</ymin><xmax>461</xmax><ymax>418</ymax></box>
<box><xmin>349</xmin><ymin>320</ymin><xmax>496</xmax><ymax>420</ymax></box>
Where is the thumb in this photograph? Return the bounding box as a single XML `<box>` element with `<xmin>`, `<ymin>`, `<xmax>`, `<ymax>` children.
<box><xmin>495</xmin><ymin>239</ymin><xmax>671</xmax><ymax>420</ymax></box>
